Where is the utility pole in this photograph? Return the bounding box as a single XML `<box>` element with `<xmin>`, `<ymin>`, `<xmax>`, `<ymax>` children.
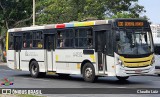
<box><xmin>33</xmin><ymin>0</ymin><xmax>35</xmax><ymax>26</ymax></box>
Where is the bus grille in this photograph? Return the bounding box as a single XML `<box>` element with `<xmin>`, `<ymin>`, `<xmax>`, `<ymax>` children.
<box><xmin>120</xmin><ymin>55</ymin><xmax>153</xmax><ymax>68</ymax></box>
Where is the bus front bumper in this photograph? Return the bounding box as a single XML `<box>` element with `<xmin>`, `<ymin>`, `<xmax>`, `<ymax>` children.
<box><xmin>116</xmin><ymin>65</ymin><xmax>155</xmax><ymax>76</ymax></box>
<box><xmin>155</xmin><ymin>66</ymin><xmax>160</xmax><ymax>74</ymax></box>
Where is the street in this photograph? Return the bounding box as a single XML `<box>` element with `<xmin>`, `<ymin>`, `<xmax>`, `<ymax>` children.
<box><xmin>0</xmin><ymin>63</ymin><xmax>160</xmax><ymax>97</ymax></box>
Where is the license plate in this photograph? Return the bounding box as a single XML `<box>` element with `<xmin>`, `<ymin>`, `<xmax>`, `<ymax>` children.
<box><xmin>135</xmin><ymin>70</ymin><xmax>142</xmax><ymax>73</ymax></box>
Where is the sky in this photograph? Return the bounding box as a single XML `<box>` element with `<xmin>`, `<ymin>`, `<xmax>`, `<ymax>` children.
<box><xmin>138</xmin><ymin>0</ymin><xmax>160</xmax><ymax>24</ymax></box>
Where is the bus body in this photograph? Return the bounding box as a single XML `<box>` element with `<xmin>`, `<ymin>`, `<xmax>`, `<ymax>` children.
<box><xmin>6</xmin><ymin>19</ymin><xmax>155</xmax><ymax>82</ymax></box>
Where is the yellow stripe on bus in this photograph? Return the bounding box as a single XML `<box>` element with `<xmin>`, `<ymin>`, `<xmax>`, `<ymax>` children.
<box><xmin>90</xmin><ymin>54</ymin><xmax>95</xmax><ymax>62</ymax></box>
<box><xmin>77</xmin><ymin>63</ymin><xmax>80</xmax><ymax>69</ymax></box>
<box><xmin>120</xmin><ymin>55</ymin><xmax>153</xmax><ymax>62</ymax></box>
<box><xmin>74</xmin><ymin>21</ymin><xmax>94</xmax><ymax>27</ymax></box>
<box><xmin>56</xmin><ymin>55</ymin><xmax>59</xmax><ymax>61</ymax></box>
<box><xmin>6</xmin><ymin>32</ymin><xmax>9</xmax><ymax>51</ymax></box>
<box><xmin>120</xmin><ymin>54</ymin><xmax>153</xmax><ymax>67</ymax></box>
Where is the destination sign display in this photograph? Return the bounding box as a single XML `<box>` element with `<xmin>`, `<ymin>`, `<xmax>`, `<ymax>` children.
<box><xmin>117</xmin><ymin>21</ymin><xmax>144</xmax><ymax>27</ymax></box>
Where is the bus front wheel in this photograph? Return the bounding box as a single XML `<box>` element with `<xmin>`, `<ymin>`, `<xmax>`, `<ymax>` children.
<box><xmin>30</xmin><ymin>61</ymin><xmax>46</xmax><ymax>78</ymax></box>
<box><xmin>116</xmin><ymin>76</ymin><xmax>129</xmax><ymax>81</ymax></box>
<box><xmin>82</xmin><ymin>63</ymin><xmax>97</xmax><ymax>82</ymax></box>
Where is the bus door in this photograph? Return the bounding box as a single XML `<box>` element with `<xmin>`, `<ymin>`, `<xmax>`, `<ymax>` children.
<box><xmin>14</xmin><ymin>35</ymin><xmax>22</xmax><ymax>69</ymax></box>
<box><xmin>44</xmin><ymin>34</ymin><xmax>55</xmax><ymax>71</ymax></box>
<box><xmin>95</xmin><ymin>30</ymin><xmax>107</xmax><ymax>74</ymax></box>
<box><xmin>94</xmin><ymin>24</ymin><xmax>112</xmax><ymax>75</ymax></box>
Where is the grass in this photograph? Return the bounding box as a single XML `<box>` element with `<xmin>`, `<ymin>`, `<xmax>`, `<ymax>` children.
<box><xmin>18</xmin><ymin>94</ymin><xmax>45</xmax><ymax>97</ymax></box>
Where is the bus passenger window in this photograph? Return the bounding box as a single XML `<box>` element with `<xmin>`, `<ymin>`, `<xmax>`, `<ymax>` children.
<box><xmin>87</xmin><ymin>38</ymin><xmax>93</xmax><ymax>48</ymax></box>
<box><xmin>60</xmin><ymin>39</ymin><xmax>64</xmax><ymax>47</ymax></box>
<box><xmin>57</xmin><ymin>29</ymin><xmax>73</xmax><ymax>48</ymax></box>
<box><xmin>9</xmin><ymin>43</ymin><xmax>13</xmax><ymax>49</ymax></box>
<box><xmin>75</xmin><ymin>28</ymin><xmax>93</xmax><ymax>48</ymax></box>
<box><xmin>57</xmin><ymin>31</ymin><xmax>64</xmax><ymax>48</ymax></box>
<box><xmin>23</xmin><ymin>41</ymin><xmax>27</xmax><ymax>48</ymax></box>
<box><xmin>38</xmin><ymin>42</ymin><xmax>43</xmax><ymax>48</ymax></box>
<box><xmin>9</xmin><ymin>33</ymin><xmax>14</xmax><ymax>50</ymax></box>
<box><xmin>30</xmin><ymin>42</ymin><xmax>32</xmax><ymax>48</ymax></box>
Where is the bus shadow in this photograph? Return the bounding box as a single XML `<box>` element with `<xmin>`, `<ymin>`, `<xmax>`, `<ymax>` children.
<box><xmin>96</xmin><ymin>77</ymin><xmax>147</xmax><ymax>85</ymax></box>
<box><xmin>13</xmin><ymin>73</ymin><xmax>84</xmax><ymax>82</ymax></box>
<box><xmin>12</xmin><ymin>74</ymin><xmax>151</xmax><ymax>85</ymax></box>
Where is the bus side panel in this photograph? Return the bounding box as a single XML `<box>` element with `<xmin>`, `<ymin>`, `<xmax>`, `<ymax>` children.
<box><xmin>56</xmin><ymin>63</ymin><xmax>71</xmax><ymax>74</ymax></box>
<box><xmin>37</xmin><ymin>61</ymin><xmax>46</xmax><ymax>72</ymax></box>
<box><xmin>55</xmin><ymin>49</ymin><xmax>95</xmax><ymax>74</ymax></box>
<box><xmin>106</xmin><ymin>55</ymin><xmax>116</xmax><ymax>76</ymax></box>
<box><xmin>69</xmin><ymin>63</ymin><xmax>81</xmax><ymax>74</ymax></box>
<box><xmin>20</xmin><ymin>50</ymin><xmax>46</xmax><ymax>72</ymax></box>
<box><xmin>20</xmin><ymin>61</ymin><xmax>29</xmax><ymax>71</ymax></box>
<box><xmin>7</xmin><ymin>50</ymin><xmax>15</xmax><ymax>69</ymax></box>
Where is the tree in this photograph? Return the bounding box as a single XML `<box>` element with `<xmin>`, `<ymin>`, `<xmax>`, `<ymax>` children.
<box><xmin>111</xmin><ymin>12</ymin><xmax>135</xmax><ymax>19</ymax></box>
<box><xmin>110</xmin><ymin>12</ymin><xmax>149</xmax><ymax>21</ymax></box>
<box><xmin>0</xmin><ymin>0</ymin><xmax>33</xmax><ymax>61</ymax></box>
<box><xmin>0</xmin><ymin>0</ymin><xmax>147</xmax><ymax>28</ymax></box>
<box><xmin>36</xmin><ymin>0</ymin><xmax>147</xmax><ymax>25</ymax></box>
<box><xmin>36</xmin><ymin>0</ymin><xmax>74</xmax><ymax>24</ymax></box>
<box><xmin>0</xmin><ymin>0</ymin><xmax>33</xmax><ymax>29</ymax></box>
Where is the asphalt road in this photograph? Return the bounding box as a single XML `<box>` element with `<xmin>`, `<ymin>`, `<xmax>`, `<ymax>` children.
<box><xmin>0</xmin><ymin>63</ymin><xmax>160</xmax><ymax>97</ymax></box>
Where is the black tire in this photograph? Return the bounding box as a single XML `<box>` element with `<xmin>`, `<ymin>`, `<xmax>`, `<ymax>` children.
<box><xmin>82</xmin><ymin>62</ymin><xmax>97</xmax><ymax>82</ymax></box>
<box><xmin>30</xmin><ymin>61</ymin><xmax>46</xmax><ymax>78</ymax></box>
<box><xmin>158</xmin><ymin>74</ymin><xmax>160</xmax><ymax>76</ymax></box>
<box><xmin>116</xmin><ymin>76</ymin><xmax>129</xmax><ymax>81</ymax></box>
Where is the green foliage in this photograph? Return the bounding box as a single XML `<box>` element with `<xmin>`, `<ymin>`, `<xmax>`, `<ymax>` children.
<box><xmin>36</xmin><ymin>0</ymin><xmax>74</xmax><ymax>24</ymax></box>
<box><xmin>0</xmin><ymin>0</ymin><xmax>33</xmax><ymax>62</ymax></box>
<box><xmin>18</xmin><ymin>94</ymin><xmax>45</xmax><ymax>97</ymax></box>
<box><xmin>0</xmin><ymin>0</ymin><xmax>32</xmax><ymax>29</ymax></box>
<box><xmin>0</xmin><ymin>0</ymin><xmax>147</xmax><ymax>28</ymax></box>
<box><xmin>111</xmin><ymin>12</ymin><xmax>135</xmax><ymax>19</ymax></box>
<box><xmin>110</xmin><ymin>11</ymin><xmax>149</xmax><ymax>20</ymax></box>
<box><xmin>36</xmin><ymin>0</ymin><xmax>147</xmax><ymax>25</ymax></box>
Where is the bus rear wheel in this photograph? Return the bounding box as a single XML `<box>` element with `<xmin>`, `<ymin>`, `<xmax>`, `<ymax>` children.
<box><xmin>30</xmin><ymin>61</ymin><xmax>46</xmax><ymax>78</ymax></box>
<box><xmin>82</xmin><ymin>62</ymin><xmax>97</xmax><ymax>82</ymax></box>
<box><xmin>116</xmin><ymin>76</ymin><xmax>129</xmax><ymax>81</ymax></box>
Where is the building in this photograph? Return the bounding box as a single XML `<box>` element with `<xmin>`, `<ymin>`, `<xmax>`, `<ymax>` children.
<box><xmin>151</xmin><ymin>24</ymin><xmax>160</xmax><ymax>54</ymax></box>
<box><xmin>150</xmin><ymin>24</ymin><xmax>160</xmax><ymax>38</ymax></box>
<box><xmin>150</xmin><ymin>24</ymin><xmax>160</xmax><ymax>46</ymax></box>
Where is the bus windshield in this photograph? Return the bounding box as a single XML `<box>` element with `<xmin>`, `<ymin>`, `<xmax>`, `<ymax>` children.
<box><xmin>117</xmin><ymin>30</ymin><xmax>153</xmax><ymax>55</ymax></box>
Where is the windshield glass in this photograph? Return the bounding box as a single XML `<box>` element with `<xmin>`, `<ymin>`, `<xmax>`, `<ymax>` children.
<box><xmin>117</xmin><ymin>30</ymin><xmax>153</xmax><ymax>55</ymax></box>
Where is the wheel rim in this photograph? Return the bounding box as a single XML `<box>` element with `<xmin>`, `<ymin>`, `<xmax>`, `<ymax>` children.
<box><xmin>85</xmin><ymin>67</ymin><xmax>93</xmax><ymax>78</ymax></box>
<box><xmin>32</xmin><ymin>65</ymin><xmax>37</xmax><ymax>75</ymax></box>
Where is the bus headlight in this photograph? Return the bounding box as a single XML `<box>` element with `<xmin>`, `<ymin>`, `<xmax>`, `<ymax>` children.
<box><xmin>117</xmin><ymin>59</ymin><xmax>122</xmax><ymax>65</ymax></box>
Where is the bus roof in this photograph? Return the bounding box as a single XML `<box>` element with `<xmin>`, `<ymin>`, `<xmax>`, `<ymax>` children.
<box><xmin>8</xmin><ymin>20</ymin><xmax>109</xmax><ymax>32</ymax></box>
<box><xmin>8</xmin><ymin>18</ymin><xmax>148</xmax><ymax>32</ymax></box>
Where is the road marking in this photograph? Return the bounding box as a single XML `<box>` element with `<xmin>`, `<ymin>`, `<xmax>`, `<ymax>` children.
<box><xmin>0</xmin><ymin>69</ymin><xmax>14</xmax><ymax>71</ymax></box>
<box><xmin>22</xmin><ymin>77</ymin><xmax>51</xmax><ymax>82</ymax></box>
<box><xmin>116</xmin><ymin>87</ymin><xmax>127</xmax><ymax>88</ymax></box>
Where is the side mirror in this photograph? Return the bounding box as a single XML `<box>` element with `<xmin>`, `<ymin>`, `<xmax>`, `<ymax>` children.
<box><xmin>154</xmin><ymin>45</ymin><xmax>160</xmax><ymax>55</ymax></box>
<box><xmin>144</xmin><ymin>34</ymin><xmax>147</xmax><ymax>43</ymax></box>
<box><xmin>116</xmin><ymin>32</ymin><xmax>120</xmax><ymax>41</ymax></box>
